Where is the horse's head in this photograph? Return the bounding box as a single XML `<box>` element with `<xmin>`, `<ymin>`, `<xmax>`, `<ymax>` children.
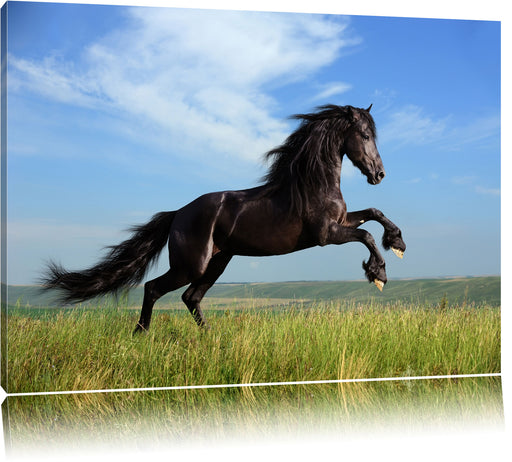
<box><xmin>344</xmin><ymin>105</ymin><xmax>385</xmax><ymax>185</ymax></box>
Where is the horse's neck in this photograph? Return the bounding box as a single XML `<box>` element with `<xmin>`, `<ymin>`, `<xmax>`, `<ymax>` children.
<box><xmin>328</xmin><ymin>156</ymin><xmax>343</xmax><ymax>190</ymax></box>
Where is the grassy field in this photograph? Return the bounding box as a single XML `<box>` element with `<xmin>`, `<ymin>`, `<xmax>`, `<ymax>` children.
<box><xmin>6</xmin><ymin>275</ymin><xmax>501</xmax><ymax>309</ymax></box>
<box><xmin>6</xmin><ymin>299</ymin><xmax>500</xmax><ymax>393</ymax></box>
<box><xmin>5</xmin><ymin>376</ymin><xmax>503</xmax><ymax>454</ymax></box>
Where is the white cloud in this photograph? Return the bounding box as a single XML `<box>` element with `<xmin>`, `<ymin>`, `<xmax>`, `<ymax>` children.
<box><xmin>449</xmin><ymin>178</ymin><xmax>500</xmax><ymax>196</ymax></box>
<box><xmin>311</xmin><ymin>81</ymin><xmax>352</xmax><ymax>101</ymax></box>
<box><xmin>451</xmin><ymin>176</ymin><xmax>476</xmax><ymax>185</ymax></box>
<box><xmin>378</xmin><ymin>104</ymin><xmax>499</xmax><ymax>154</ymax></box>
<box><xmin>9</xmin><ymin>55</ymin><xmax>104</xmax><ymax>109</ymax></box>
<box><xmin>379</xmin><ymin>104</ymin><xmax>448</xmax><ymax>149</ymax></box>
<box><xmin>475</xmin><ymin>186</ymin><xmax>500</xmax><ymax>196</ymax></box>
<box><xmin>9</xmin><ymin>8</ymin><xmax>353</xmax><ymax>164</ymax></box>
<box><xmin>442</xmin><ymin>114</ymin><xmax>501</xmax><ymax>152</ymax></box>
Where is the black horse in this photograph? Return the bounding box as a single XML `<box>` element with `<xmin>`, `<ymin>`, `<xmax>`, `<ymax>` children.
<box><xmin>42</xmin><ymin>104</ymin><xmax>406</xmax><ymax>332</ymax></box>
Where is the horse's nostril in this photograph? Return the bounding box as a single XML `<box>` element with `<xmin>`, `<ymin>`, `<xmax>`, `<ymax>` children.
<box><xmin>378</xmin><ymin>171</ymin><xmax>386</xmax><ymax>180</ymax></box>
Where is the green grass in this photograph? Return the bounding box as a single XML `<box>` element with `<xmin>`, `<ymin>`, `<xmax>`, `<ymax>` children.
<box><xmin>6</xmin><ymin>300</ymin><xmax>500</xmax><ymax>393</ymax></box>
<box><xmin>5</xmin><ymin>377</ymin><xmax>503</xmax><ymax>452</ymax></box>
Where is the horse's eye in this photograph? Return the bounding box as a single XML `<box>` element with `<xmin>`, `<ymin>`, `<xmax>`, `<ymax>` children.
<box><xmin>362</xmin><ymin>134</ymin><xmax>370</xmax><ymax>140</ymax></box>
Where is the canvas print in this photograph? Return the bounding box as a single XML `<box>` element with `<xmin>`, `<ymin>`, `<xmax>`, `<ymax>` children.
<box><xmin>0</xmin><ymin>2</ymin><xmax>502</xmax><ymax>454</ymax></box>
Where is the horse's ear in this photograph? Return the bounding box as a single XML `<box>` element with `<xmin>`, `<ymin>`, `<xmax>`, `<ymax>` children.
<box><xmin>366</xmin><ymin>104</ymin><xmax>373</xmax><ymax>112</ymax></box>
<box><xmin>347</xmin><ymin>106</ymin><xmax>360</xmax><ymax>123</ymax></box>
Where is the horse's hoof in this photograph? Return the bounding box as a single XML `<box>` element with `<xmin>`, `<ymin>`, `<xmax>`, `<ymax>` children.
<box><xmin>374</xmin><ymin>279</ymin><xmax>385</xmax><ymax>291</ymax></box>
<box><xmin>391</xmin><ymin>247</ymin><xmax>404</xmax><ymax>259</ymax></box>
<box><xmin>133</xmin><ymin>323</ymin><xmax>148</xmax><ymax>335</ymax></box>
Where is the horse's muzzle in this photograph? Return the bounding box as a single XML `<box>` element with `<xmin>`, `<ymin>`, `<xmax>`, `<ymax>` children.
<box><xmin>368</xmin><ymin>170</ymin><xmax>385</xmax><ymax>185</ymax></box>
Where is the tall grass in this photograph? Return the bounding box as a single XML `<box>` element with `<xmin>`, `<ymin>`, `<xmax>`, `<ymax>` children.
<box><xmin>6</xmin><ymin>301</ymin><xmax>500</xmax><ymax>393</ymax></box>
<box><xmin>5</xmin><ymin>377</ymin><xmax>503</xmax><ymax>453</ymax></box>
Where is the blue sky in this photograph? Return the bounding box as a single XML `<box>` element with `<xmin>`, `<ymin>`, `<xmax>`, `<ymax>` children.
<box><xmin>5</xmin><ymin>1</ymin><xmax>501</xmax><ymax>284</ymax></box>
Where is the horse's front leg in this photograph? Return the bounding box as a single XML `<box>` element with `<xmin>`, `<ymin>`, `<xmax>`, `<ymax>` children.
<box><xmin>324</xmin><ymin>222</ymin><xmax>387</xmax><ymax>291</ymax></box>
<box><xmin>345</xmin><ymin>208</ymin><xmax>406</xmax><ymax>259</ymax></box>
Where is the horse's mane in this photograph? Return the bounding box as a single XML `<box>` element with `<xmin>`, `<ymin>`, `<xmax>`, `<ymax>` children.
<box><xmin>262</xmin><ymin>104</ymin><xmax>376</xmax><ymax>215</ymax></box>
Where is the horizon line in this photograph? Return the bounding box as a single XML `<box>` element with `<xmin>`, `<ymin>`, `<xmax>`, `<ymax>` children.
<box><xmin>5</xmin><ymin>274</ymin><xmax>501</xmax><ymax>287</ymax></box>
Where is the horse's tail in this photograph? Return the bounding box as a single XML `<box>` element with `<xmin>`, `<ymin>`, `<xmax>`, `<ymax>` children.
<box><xmin>41</xmin><ymin>211</ymin><xmax>176</xmax><ymax>304</ymax></box>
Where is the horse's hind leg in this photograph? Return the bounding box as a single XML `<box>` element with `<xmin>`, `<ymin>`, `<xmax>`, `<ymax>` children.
<box><xmin>134</xmin><ymin>268</ymin><xmax>190</xmax><ymax>333</ymax></box>
<box><xmin>182</xmin><ymin>252</ymin><xmax>233</xmax><ymax>328</ymax></box>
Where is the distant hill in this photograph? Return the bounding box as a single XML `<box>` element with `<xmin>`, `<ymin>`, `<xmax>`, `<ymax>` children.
<box><xmin>6</xmin><ymin>276</ymin><xmax>500</xmax><ymax>309</ymax></box>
